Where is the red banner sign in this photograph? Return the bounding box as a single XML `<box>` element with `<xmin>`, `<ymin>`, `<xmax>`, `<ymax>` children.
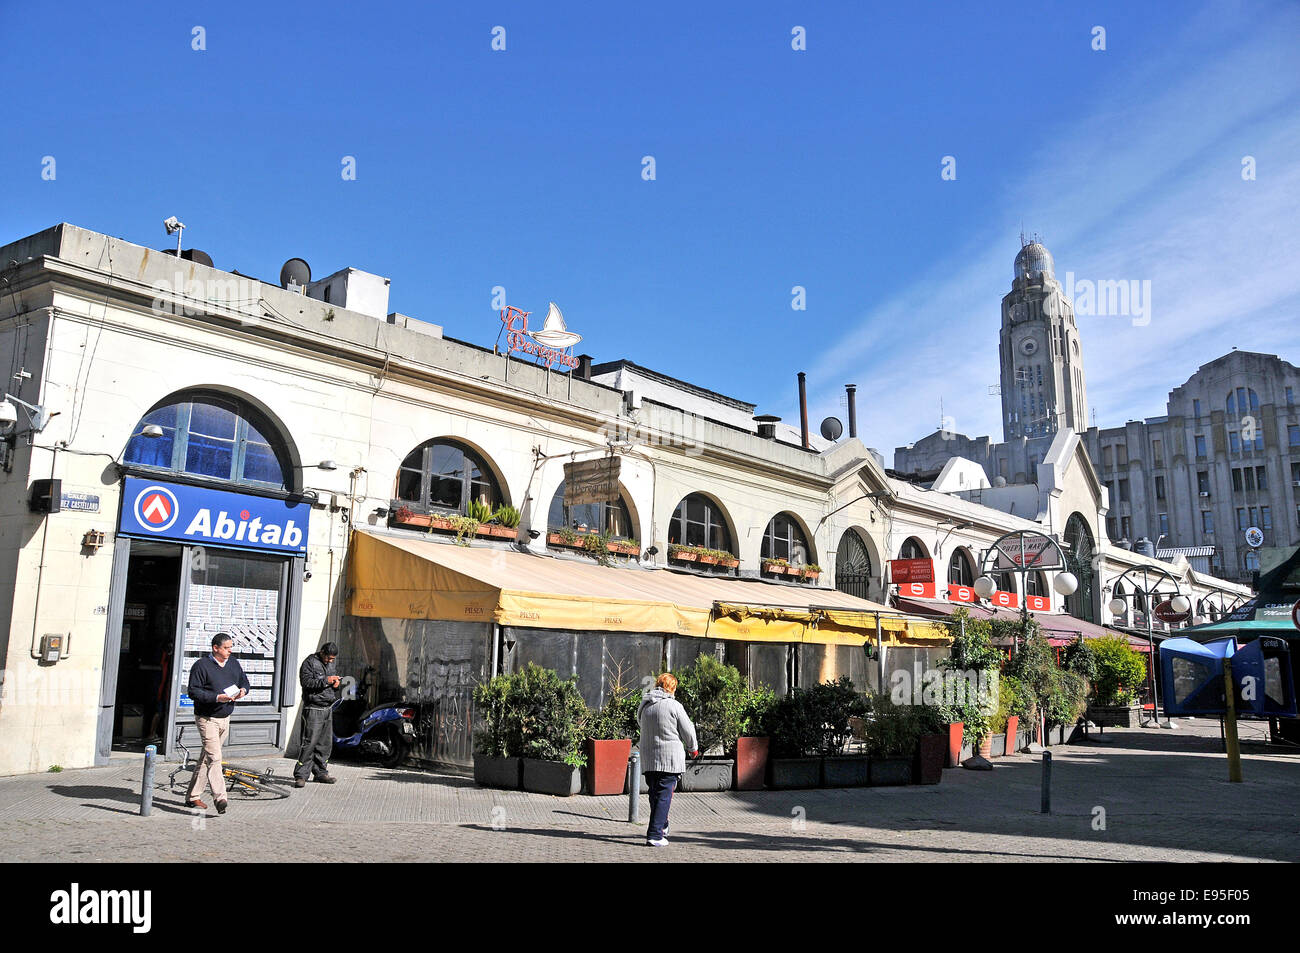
<box><xmin>891</xmin><ymin>559</ymin><xmax>934</xmax><ymax>584</ymax></box>
<box><xmin>948</xmin><ymin>583</ymin><xmax>976</xmax><ymax>603</ymax></box>
<box><xmin>1026</xmin><ymin>594</ymin><xmax>1051</xmax><ymax>612</ymax></box>
<box><xmin>1153</xmin><ymin>600</ymin><xmax>1190</xmax><ymax>624</ymax></box>
<box><xmin>990</xmin><ymin>589</ymin><xmax>1019</xmax><ymax>609</ymax></box>
<box><xmin>899</xmin><ymin>581</ymin><xmax>936</xmax><ymax>600</ymax></box>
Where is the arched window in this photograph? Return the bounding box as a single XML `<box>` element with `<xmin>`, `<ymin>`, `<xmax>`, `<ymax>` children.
<box><xmin>948</xmin><ymin>549</ymin><xmax>975</xmax><ymax>586</ymax></box>
<box><xmin>761</xmin><ymin>513</ymin><xmax>812</xmax><ymax>566</ymax></box>
<box><xmin>123</xmin><ymin>392</ymin><xmax>292</xmax><ymax>489</ymax></box>
<box><xmin>668</xmin><ymin>494</ymin><xmax>733</xmax><ymax>553</ymax></box>
<box><xmin>1244</xmin><ymin>550</ymin><xmax>1261</xmax><ymax>572</ymax></box>
<box><xmin>1226</xmin><ymin>387</ymin><xmax>1260</xmax><ymax>418</ymax></box>
<box><xmin>547</xmin><ymin>481</ymin><xmax>634</xmax><ymax>540</ymax></box>
<box><xmin>396</xmin><ymin>439</ymin><xmax>505</xmax><ymax>514</ymax></box>
<box><xmin>835</xmin><ymin>531</ymin><xmax>873</xmax><ymax>600</ymax></box>
<box><xmin>1063</xmin><ymin>513</ymin><xmax>1096</xmax><ymax>623</ymax></box>
<box><xmin>899</xmin><ymin>537</ymin><xmax>927</xmax><ymax>560</ymax></box>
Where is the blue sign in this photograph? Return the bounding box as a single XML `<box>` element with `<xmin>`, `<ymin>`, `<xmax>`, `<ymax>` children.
<box><xmin>119</xmin><ymin>477</ymin><xmax>310</xmax><ymax>554</ymax></box>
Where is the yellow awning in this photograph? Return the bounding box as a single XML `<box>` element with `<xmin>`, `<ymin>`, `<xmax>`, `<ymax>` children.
<box><xmin>347</xmin><ymin>529</ymin><xmax>948</xmax><ymax>647</ymax></box>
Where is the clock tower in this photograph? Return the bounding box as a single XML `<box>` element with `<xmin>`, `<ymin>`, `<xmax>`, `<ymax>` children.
<box><xmin>999</xmin><ymin>238</ymin><xmax>1088</xmax><ymax>440</ymax></box>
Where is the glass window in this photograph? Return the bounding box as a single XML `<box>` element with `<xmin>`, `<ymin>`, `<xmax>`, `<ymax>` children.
<box><xmin>1255</xmin><ymin>465</ymin><xmax>1266</xmax><ymax>490</ymax></box>
<box><xmin>1202</xmin><ymin>511</ymin><xmax>1214</xmax><ymax>533</ymax></box>
<box><xmin>1103</xmin><ymin>446</ymin><xmax>1113</xmax><ymax>470</ymax></box>
<box><xmin>1261</xmin><ymin>506</ymin><xmax>1272</xmax><ymax>530</ymax></box>
<box><xmin>1193</xmin><ymin>399</ymin><xmax>1202</xmax><ymax>418</ymax></box>
<box><xmin>1249</xmin><ymin>506</ymin><xmax>1258</xmax><ymax>526</ymax></box>
<box><xmin>1290</xmin><ymin>425</ymin><xmax>1300</xmax><ymax>447</ymax></box>
<box><xmin>1197</xmin><ymin>471</ymin><xmax>1209</xmax><ymax>493</ymax></box>
<box><xmin>948</xmin><ymin>550</ymin><xmax>974</xmax><ymax>587</ymax></box>
<box><xmin>668</xmin><ymin>494</ymin><xmax>732</xmax><ymax>554</ymax></box>
<box><xmin>1244</xmin><ymin>468</ymin><xmax>1255</xmax><ymax>492</ymax></box>
<box><xmin>1117</xmin><ymin>444</ymin><xmax>1128</xmax><ymax>467</ymax></box>
<box><xmin>1229</xmin><ymin>432</ymin><xmax>1240</xmax><ymax>454</ymax></box>
<box><xmin>1232</xmin><ymin>469</ymin><xmax>1243</xmax><ymax>493</ymax></box>
<box><xmin>1120</xmin><ymin>516</ymin><xmax>1131</xmax><ymax>538</ymax></box>
<box><xmin>1119</xmin><ymin>479</ymin><xmax>1130</xmax><ymax>503</ymax></box>
<box><xmin>123</xmin><ymin>394</ymin><xmax>290</xmax><ymax>489</ymax></box>
<box><xmin>1025</xmin><ymin>571</ymin><xmax>1046</xmax><ymax>597</ymax></box>
<box><xmin>1287</xmin><ymin>387</ymin><xmax>1294</xmax><ymax>406</ymax></box>
<box><xmin>1226</xmin><ymin>392</ymin><xmax>1236</xmax><ymax>416</ymax></box>
<box><xmin>1245</xmin><ymin>550</ymin><xmax>1260</xmax><ymax>571</ymax></box>
<box><xmin>1159</xmin><ymin>513</ymin><xmax>1169</xmax><ymax>537</ymax></box>
<box><xmin>1292</xmin><ymin>461</ymin><xmax>1300</xmax><ymax>484</ymax></box>
<box><xmin>1195</xmin><ymin>435</ymin><xmax>1207</xmax><ymax>457</ymax></box>
<box><xmin>761</xmin><ymin>513</ymin><xmax>812</xmax><ymax>566</ymax></box>
<box><xmin>899</xmin><ymin>538</ymin><xmax>927</xmax><ymax>560</ymax></box>
<box><xmin>547</xmin><ymin>481</ymin><xmax>634</xmax><ymax>540</ymax></box>
<box><xmin>1253</xmin><ymin>431</ymin><xmax>1264</xmax><ymax>452</ymax></box>
<box><xmin>1152</xmin><ymin>440</ymin><xmax>1163</xmax><ymax>467</ymax></box>
<box><xmin>1236</xmin><ymin>508</ymin><xmax>1247</xmax><ymax>531</ymax></box>
<box><xmin>1155</xmin><ymin>475</ymin><xmax>1166</xmax><ymax>500</ymax></box>
<box><xmin>395</xmin><ymin>440</ymin><xmax>504</xmax><ymax>515</ymax></box>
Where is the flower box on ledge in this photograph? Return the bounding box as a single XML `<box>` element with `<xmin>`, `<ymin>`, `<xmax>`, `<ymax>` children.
<box><xmin>390</xmin><ymin>509</ymin><xmax>517</xmax><ymax>541</ymax></box>
<box><xmin>668</xmin><ymin>548</ymin><xmax>698</xmax><ymax>563</ymax></box>
<box><xmin>548</xmin><ymin>532</ymin><xmax>639</xmax><ymax>556</ymax></box>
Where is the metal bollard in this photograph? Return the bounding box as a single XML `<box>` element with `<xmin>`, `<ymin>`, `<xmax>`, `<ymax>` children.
<box><xmin>627</xmin><ymin>750</ymin><xmax>640</xmax><ymax>824</ymax></box>
<box><xmin>1040</xmin><ymin>750</ymin><xmax>1052</xmax><ymax>814</ymax></box>
<box><xmin>140</xmin><ymin>745</ymin><xmax>156</xmax><ymax>817</ymax></box>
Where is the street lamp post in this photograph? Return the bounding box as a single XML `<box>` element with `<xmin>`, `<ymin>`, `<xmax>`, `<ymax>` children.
<box><xmin>1106</xmin><ymin>565</ymin><xmax>1191</xmax><ymax>729</ymax></box>
<box><xmin>975</xmin><ymin>530</ymin><xmax>1078</xmax><ymax>652</ymax></box>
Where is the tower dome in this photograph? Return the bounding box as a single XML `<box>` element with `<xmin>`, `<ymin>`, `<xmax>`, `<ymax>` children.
<box><xmin>1014</xmin><ymin>241</ymin><xmax>1054</xmax><ymax>281</ymax></box>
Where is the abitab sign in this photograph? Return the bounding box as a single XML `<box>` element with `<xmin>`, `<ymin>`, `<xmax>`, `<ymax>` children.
<box><xmin>119</xmin><ymin>477</ymin><xmax>309</xmax><ymax>554</ymax></box>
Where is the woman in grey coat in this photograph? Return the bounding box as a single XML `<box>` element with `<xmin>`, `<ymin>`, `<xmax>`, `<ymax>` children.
<box><xmin>637</xmin><ymin>673</ymin><xmax>698</xmax><ymax>847</ymax></box>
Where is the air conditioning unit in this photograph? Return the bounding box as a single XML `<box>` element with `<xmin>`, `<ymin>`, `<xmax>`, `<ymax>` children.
<box><xmin>1292</xmin><ymin>481</ymin><xmax>1300</xmax><ymax>488</ymax></box>
<box><xmin>1198</xmin><ymin>491</ymin><xmax>1211</xmax><ymax>497</ymax></box>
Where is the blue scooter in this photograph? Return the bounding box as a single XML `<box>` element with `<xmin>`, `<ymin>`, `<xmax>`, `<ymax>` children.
<box><xmin>328</xmin><ymin>668</ymin><xmax>418</xmax><ymax>768</ymax></box>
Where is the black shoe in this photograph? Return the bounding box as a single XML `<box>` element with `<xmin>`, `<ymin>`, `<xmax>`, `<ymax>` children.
<box><xmin>294</xmin><ymin>778</ymin><xmax>307</xmax><ymax>788</ymax></box>
<box><xmin>313</xmin><ymin>774</ymin><xmax>337</xmax><ymax>784</ymax></box>
<box><xmin>215</xmin><ymin>799</ymin><xmax>227</xmax><ymax>815</ymax></box>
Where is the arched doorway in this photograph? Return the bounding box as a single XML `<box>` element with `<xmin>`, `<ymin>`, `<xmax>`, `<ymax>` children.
<box><xmin>1064</xmin><ymin>513</ymin><xmax>1096</xmax><ymax>623</ymax></box>
<box><xmin>835</xmin><ymin>530</ymin><xmax>874</xmax><ymax>600</ymax></box>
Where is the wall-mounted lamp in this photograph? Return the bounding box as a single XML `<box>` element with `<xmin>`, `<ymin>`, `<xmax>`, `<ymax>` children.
<box><xmin>81</xmin><ymin>529</ymin><xmax>106</xmax><ymax>552</ymax></box>
<box><xmin>372</xmin><ymin>507</ymin><xmax>389</xmax><ymax>519</ymax></box>
<box><xmin>528</xmin><ymin>529</ymin><xmax>541</xmax><ymax>540</ymax></box>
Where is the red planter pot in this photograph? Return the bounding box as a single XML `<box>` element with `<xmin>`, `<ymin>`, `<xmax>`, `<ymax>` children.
<box><xmin>734</xmin><ymin>736</ymin><xmax>769</xmax><ymax>791</ymax></box>
<box><xmin>946</xmin><ymin>722</ymin><xmax>964</xmax><ymax>768</ymax></box>
<box><xmin>915</xmin><ymin>732</ymin><xmax>946</xmax><ymax>784</ymax></box>
<box><xmin>1005</xmin><ymin>716</ymin><xmax>1019</xmax><ymax>755</ymax></box>
<box><xmin>584</xmin><ymin>738</ymin><xmax>632</xmax><ymax>795</ymax></box>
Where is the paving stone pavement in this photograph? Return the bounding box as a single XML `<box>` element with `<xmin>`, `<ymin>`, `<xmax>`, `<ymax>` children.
<box><xmin>2</xmin><ymin>720</ymin><xmax>1296</xmax><ymax>862</ymax></box>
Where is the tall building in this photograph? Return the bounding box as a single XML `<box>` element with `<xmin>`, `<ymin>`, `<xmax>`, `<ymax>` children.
<box><xmin>896</xmin><ymin>241</ymin><xmax>1300</xmax><ymax>586</ymax></box>
<box><xmin>999</xmin><ymin>239</ymin><xmax>1089</xmax><ymax>440</ymax></box>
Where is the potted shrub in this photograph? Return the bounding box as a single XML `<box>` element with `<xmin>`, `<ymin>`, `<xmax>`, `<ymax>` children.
<box><xmin>668</xmin><ymin>544</ymin><xmax>698</xmax><ymax>564</ymax></box>
<box><xmin>672</xmin><ymin>655</ymin><xmax>753</xmax><ymax>791</ymax></box>
<box><xmin>1084</xmin><ymin>635</ymin><xmax>1145</xmax><ymax>728</ymax></box>
<box><xmin>815</xmin><ymin>678</ymin><xmax>872</xmax><ymax>787</ymax></box>
<box><xmin>509</xmin><ymin>664</ymin><xmax>587</xmax><ymax>796</ymax></box>
<box><xmin>486</xmin><ymin>504</ymin><xmax>521</xmax><ymax>539</ymax></box>
<box><xmin>941</xmin><ymin>608</ymin><xmax>1002</xmax><ymax>768</ymax></box>
<box><xmin>548</xmin><ymin>526</ymin><xmax>579</xmax><ymax>548</ymax></box>
<box><xmin>863</xmin><ymin>695</ymin><xmax>922</xmax><ymax>785</ymax></box>
<box><xmin>471</xmin><ymin>673</ymin><xmax>521</xmax><ymax>789</ymax></box>
<box><xmin>763</xmin><ymin>690</ymin><xmax>823</xmax><ymax>788</ymax></box>
<box><xmin>582</xmin><ymin>674</ymin><xmax>640</xmax><ymax>796</ymax></box>
<box><xmin>761</xmin><ymin>558</ymin><xmax>789</xmax><ymax>576</ymax></box>
<box><xmin>716</xmin><ymin>552</ymin><xmax>740</xmax><ymax>570</ymax></box>
<box><xmin>800</xmin><ymin>564</ymin><xmax>822</xmax><ymax>582</ymax></box>
<box><xmin>734</xmin><ymin>685</ymin><xmax>776</xmax><ymax>791</ymax></box>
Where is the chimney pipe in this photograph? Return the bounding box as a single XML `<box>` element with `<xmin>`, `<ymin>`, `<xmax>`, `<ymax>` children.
<box><xmin>576</xmin><ymin>354</ymin><xmax>593</xmax><ymax>380</ymax></box>
<box><xmin>846</xmin><ymin>384</ymin><xmax>858</xmax><ymax>438</ymax></box>
<box><xmin>797</xmin><ymin>372</ymin><xmax>809</xmax><ymax>450</ymax></box>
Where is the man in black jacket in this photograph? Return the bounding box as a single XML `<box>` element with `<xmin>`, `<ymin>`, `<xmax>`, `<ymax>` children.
<box><xmin>185</xmin><ymin>632</ymin><xmax>251</xmax><ymax>814</ymax></box>
<box><xmin>293</xmin><ymin>642</ymin><xmax>341</xmax><ymax>787</ymax></box>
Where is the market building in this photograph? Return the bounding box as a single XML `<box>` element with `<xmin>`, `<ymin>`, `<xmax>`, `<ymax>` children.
<box><xmin>0</xmin><ymin>223</ymin><xmax>1251</xmax><ymax>776</ymax></box>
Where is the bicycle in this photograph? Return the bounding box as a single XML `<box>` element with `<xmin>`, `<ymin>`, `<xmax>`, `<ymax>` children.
<box><xmin>164</xmin><ymin>729</ymin><xmax>295</xmax><ymax>801</ymax></box>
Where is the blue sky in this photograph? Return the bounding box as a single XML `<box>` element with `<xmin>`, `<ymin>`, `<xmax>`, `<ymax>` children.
<box><xmin>5</xmin><ymin>1</ymin><xmax>1298</xmax><ymax>459</ymax></box>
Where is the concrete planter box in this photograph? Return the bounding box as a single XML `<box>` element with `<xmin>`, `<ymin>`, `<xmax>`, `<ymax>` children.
<box><xmin>473</xmin><ymin>755</ymin><xmax>521</xmax><ymax>790</ymax></box>
<box><xmin>521</xmin><ymin>759</ymin><xmax>582</xmax><ymax>797</ymax></box>
<box><xmin>678</xmin><ymin>758</ymin><xmax>735</xmax><ymax>792</ymax></box>
<box><xmin>990</xmin><ymin>734</ymin><xmax>1006</xmax><ymax>757</ymax></box>
<box><xmin>1089</xmin><ymin>704</ymin><xmax>1143</xmax><ymax>728</ymax></box>
<box><xmin>821</xmin><ymin>754</ymin><xmax>871</xmax><ymax>787</ymax></box>
<box><xmin>767</xmin><ymin>757</ymin><xmax>822</xmax><ymax>789</ymax></box>
<box><xmin>869</xmin><ymin>756</ymin><xmax>913</xmax><ymax>787</ymax></box>
<box><xmin>1046</xmin><ymin>725</ymin><xmax>1065</xmax><ymax>746</ymax></box>
<box><xmin>960</xmin><ymin>743</ymin><xmax>974</xmax><ymax>762</ymax></box>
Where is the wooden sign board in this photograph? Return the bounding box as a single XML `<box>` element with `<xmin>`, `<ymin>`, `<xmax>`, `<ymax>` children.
<box><xmin>564</xmin><ymin>457</ymin><xmax>621</xmax><ymax>506</ymax></box>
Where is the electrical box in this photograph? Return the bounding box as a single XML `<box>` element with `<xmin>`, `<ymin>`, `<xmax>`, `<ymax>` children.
<box><xmin>39</xmin><ymin>634</ymin><xmax>64</xmax><ymax>663</ymax></box>
<box><xmin>29</xmin><ymin>478</ymin><xmax>62</xmax><ymax>513</ymax></box>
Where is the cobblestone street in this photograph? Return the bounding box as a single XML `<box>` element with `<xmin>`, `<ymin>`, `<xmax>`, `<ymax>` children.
<box><xmin>2</xmin><ymin>720</ymin><xmax>1295</xmax><ymax>863</ymax></box>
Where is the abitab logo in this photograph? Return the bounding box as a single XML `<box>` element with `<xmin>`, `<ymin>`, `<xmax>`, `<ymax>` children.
<box><xmin>134</xmin><ymin>486</ymin><xmax>179</xmax><ymax>533</ymax></box>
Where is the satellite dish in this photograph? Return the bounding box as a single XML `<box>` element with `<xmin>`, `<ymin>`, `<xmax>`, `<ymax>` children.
<box><xmin>279</xmin><ymin>258</ymin><xmax>311</xmax><ymax>290</ymax></box>
<box><xmin>181</xmin><ymin>248</ymin><xmax>213</xmax><ymax>267</ymax></box>
<box><xmin>820</xmin><ymin>416</ymin><xmax>843</xmax><ymax>441</ymax></box>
